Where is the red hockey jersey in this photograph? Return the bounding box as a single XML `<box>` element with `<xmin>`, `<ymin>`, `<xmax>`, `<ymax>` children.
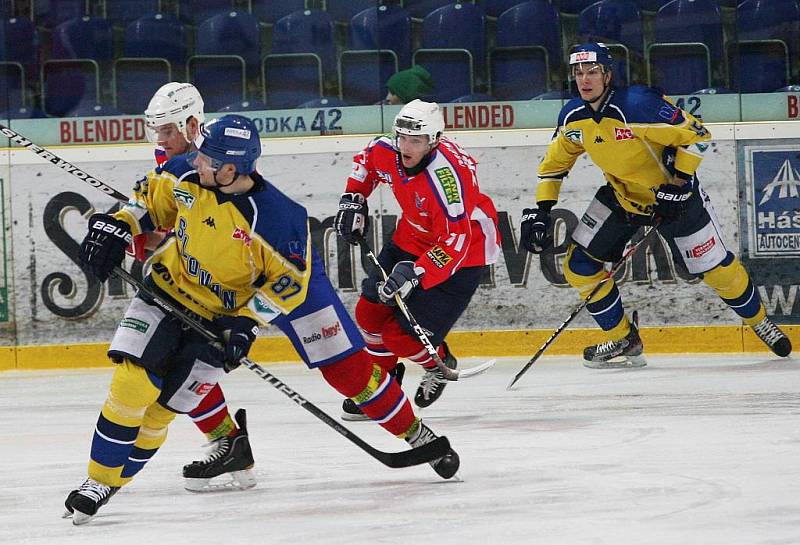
<box><xmin>345</xmin><ymin>136</ymin><xmax>501</xmax><ymax>289</ymax></box>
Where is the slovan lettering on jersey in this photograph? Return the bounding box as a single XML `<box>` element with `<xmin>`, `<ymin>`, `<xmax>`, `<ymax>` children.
<box><xmin>434</xmin><ymin>167</ymin><xmax>461</xmax><ymax>204</ymax></box>
<box><xmin>60</xmin><ymin>118</ymin><xmax>146</xmax><ymax>144</ymax></box>
<box><xmin>441</xmin><ymin>104</ymin><xmax>514</xmax><ymax>130</ymax></box>
<box><xmin>614</xmin><ymin>127</ymin><xmax>634</xmax><ymax>140</ymax></box>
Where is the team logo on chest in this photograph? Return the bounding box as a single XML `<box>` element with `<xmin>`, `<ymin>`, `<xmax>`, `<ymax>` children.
<box><xmin>414</xmin><ymin>192</ymin><xmax>428</xmax><ymax>216</ymax></box>
<box><xmin>173</xmin><ymin>188</ymin><xmax>196</xmax><ymax>208</ymax></box>
<box><xmin>614</xmin><ymin>127</ymin><xmax>634</xmax><ymax>141</ymax></box>
<box><xmin>564</xmin><ymin>129</ymin><xmax>583</xmax><ymax>144</ymax></box>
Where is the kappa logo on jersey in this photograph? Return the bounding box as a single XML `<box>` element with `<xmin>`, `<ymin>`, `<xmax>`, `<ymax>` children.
<box><xmin>594</xmin><ymin>135</ymin><xmax>605</xmax><ymax>144</ymax></box>
<box><xmin>564</xmin><ymin>129</ymin><xmax>583</xmax><ymax>144</ymax></box>
<box><xmin>188</xmin><ymin>381</ymin><xmax>215</xmax><ymax>396</ymax></box>
<box><xmin>287</xmin><ymin>240</ymin><xmax>307</xmax><ymax>269</ymax></box>
<box><xmin>614</xmin><ymin>127</ymin><xmax>634</xmax><ymax>141</ymax></box>
<box><xmin>426</xmin><ymin>246</ymin><xmax>453</xmax><ymax>269</ymax></box>
<box><xmin>686</xmin><ymin>236</ymin><xmax>716</xmax><ymax>259</ymax></box>
<box><xmin>119</xmin><ymin>317</ymin><xmax>149</xmax><ymax>333</ymax></box>
<box><xmin>435</xmin><ymin>167</ymin><xmax>461</xmax><ymax>205</ymax></box>
<box><xmin>173</xmin><ymin>188</ymin><xmax>195</xmax><ymax>208</ymax></box>
<box><xmin>203</xmin><ymin>217</ymin><xmax>216</xmax><ymax>228</ymax></box>
<box><xmin>232</xmin><ymin>227</ymin><xmax>252</xmax><ymax>246</ymax></box>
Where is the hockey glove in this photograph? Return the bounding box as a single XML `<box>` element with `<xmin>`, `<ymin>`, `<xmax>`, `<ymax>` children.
<box><xmin>378</xmin><ymin>261</ymin><xmax>425</xmax><ymax>304</ymax></box>
<box><xmin>215</xmin><ymin>316</ymin><xmax>260</xmax><ymax>372</ymax></box>
<box><xmin>520</xmin><ymin>203</ymin><xmax>553</xmax><ymax>254</ymax></box>
<box><xmin>334</xmin><ymin>192</ymin><xmax>368</xmax><ymax>245</ymax></box>
<box><xmin>654</xmin><ymin>182</ymin><xmax>692</xmax><ymax>222</ymax></box>
<box><xmin>80</xmin><ymin>214</ymin><xmax>132</xmax><ymax>282</ymax></box>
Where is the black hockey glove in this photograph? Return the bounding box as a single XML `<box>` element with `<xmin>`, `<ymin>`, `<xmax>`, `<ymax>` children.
<box><xmin>520</xmin><ymin>203</ymin><xmax>554</xmax><ymax>254</ymax></box>
<box><xmin>334</xmin><ymin>192</ymin><xmax>368</xmax><ymax>245</ymax></box>
<box><xmin>654</xmin><ymin>182</ymin><xmax>692</xmax><ymax>222</ymax></box>
<box><xmin>378</xmin><ymin>261</ymin><xmax>425</xmax><ymax>305</ymax></box>
<box><xmin>79</xmin><ymin>213</ymin><xmax>132</xmax><ymax>282</ymax></box>
<box><xmin>215</xmin><ymin>316</ymin><xmax>260</xmax><ymax>372</ymax></box>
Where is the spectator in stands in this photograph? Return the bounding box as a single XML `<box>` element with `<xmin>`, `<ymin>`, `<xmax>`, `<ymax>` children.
<box><xmin>385</xmin><ymin>66</ymin><xmax>435</xmax><ymax>105</ymax></box>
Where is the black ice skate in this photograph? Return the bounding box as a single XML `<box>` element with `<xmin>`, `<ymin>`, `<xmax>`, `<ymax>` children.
<box><xmin>414</xmin><ymin>342</ymin><xmax>457</xmax><ymax>408</ymax></box>
<box><xmin>63</xmin><ymin>478</ymin><xmax>119</xmax><ymax>525</ymax></box>
<box><xmin>182</xmin><ymin>408</ymin><xmax>257</xmax><ymax>492</ymax></box>
<box><xmin>406</xmin><ymin>421</ymin><xmax>460</xmax><ymax>479</ymax></box>
<box><xmin>751</xmin><ymin>316</ymin><xmax>792</xmax><ymax>357</ymax></box>
<box><xmin>342</xmin><ymin>363</ymin><xmax>406</xmax><ymax>421</ymax></box>
<box><xmin>583</xmin><ymin>311</ymin><xmax>647</xmax><ymax>369</ymax></box>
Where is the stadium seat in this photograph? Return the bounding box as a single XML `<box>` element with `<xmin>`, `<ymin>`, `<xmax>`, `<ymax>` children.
<box><xmin>339</xmin><ymin>50</ymin><xmax>398</xmax><ymax>106</ymax></box>
<box><xmin>558</xmin><ymin>0</ymin><xmax>599</xmax><ymax>14</ymax></box>
<box><xmin>0</xmin><ymin>106</ymin><xmax>45</xmax><ymax>119</ymax></box>
<box><xmin>262</xmin><ymin>53</ymin><xmax>322</xmax><ymax>109</ymax></box>
<box><xmin>451</xmin><ymin>93</ymin><xmax>495</xmax><ymax>102</ymax></box>
<box><xmin>178</xmin><ymin>0</ymin><xmax>233</xmax><ymax>26</ymax></box>
<box><xmin>413</xmin><ymin>3</ymin><xmax>486</xmax><ymax>102</ymax></box>
<box><xmin>35</xmin><ymin>0</ymin><xmax>87</xmax><ymax>28</ymax></box>
<box><xmin>296</xmin><ymin>96</ymin><xmax>348</xmax><ymax>108</ymax></box>
<box><xmin>532</xmin><ymin>89</ymin><xmax>572</xmax><ymax>100</ymax></box>
<box><xmin>326</xmin><ymin>0</ymin><xmax>377</xmax><ymax>23</ymax></box>
<box><xmin>577</xmin><ymin>0</ymin><xmax>643</xmax><ymax>86</ymax></box>
<box><xmin>0</xmin><ymin>17</ymin><xmax>38</xmax><ymax>81</ymax></box>
<box><xmin>113</xmin><ymin>59</ymin><xmax>171</xmax><ymax>114</ymax></box>
<box><xmin>729</xmin><ymin>0</ymin><xmax>800</xmax><ymax>93</ymax></box>
<box><xmin>104</xmin><ymin>0</ymin><xmax>161</xmax><ymax>27</ymax></box>
<box><xmin>637</xmin><ymin>0</ymin><xmax>671</xmax><ymax>10</ymax></box>
<box><xmin>648</xmin><ymin>0</ymin><xmax>723</xmax><ymax>95</ymax></box>
<box><xmin>775</xmin><ymin>84</ymin><xmax>800</xmax><ymax>92</ymax></box>
<box><xmin>44</xmin><ymin>16</ymin><xmax>112</xmax><ymax>116</ymax></box>
<box><xmin>218</xmin><ymin>99</ymin><xmax>269</xmax><ymax>112</ymax></box>
<box><xmin>122</xmin><ymin>14</ymin><xmax>186</xmax><ymax>67</ymax></box>
<box><xmin>691</xmin><ymin>87</ymin><xmax>734</xmax><ymax>94</ymax></box>
<box><xmin>250</xmin><ymin>0</ymin><xmax>306</xmax><ymax>25</ymax></box>
<box><xmin>0</xmin><ymin>62</ymin><xmax>25</xmax><ymax>111</ymax></box>
<box><xmin>272</xmin><ymin>9</ymin><xmax>335</xmax><ymax>78</ymax></box>
<box><xmin>404</xmin><ymin>0</ymin><xmax>458</xmax><ymax>20</ymax></box>
<box><xmin>67</xmin><ymin>101</ymin><xmax>123</xmax><ymax>117</ymax></box>
<box><xmin>348</xmin><ymin>5</ymin><xmax>412</xmax><ymax>68</ymax></box>
<box><xmin>483</xmin><ymin>0</ymin><xmax>527</xmax><ymax>18</ymax></box>
<box><xmin>490</xmin><ymin>0</ymin><xmax>561</xmax><ymax>100</ymax></box>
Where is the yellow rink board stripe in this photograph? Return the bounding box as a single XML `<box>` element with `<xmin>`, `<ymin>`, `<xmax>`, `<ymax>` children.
<box><xmin>1</xmin><ymin>325</ymin><xmax>797</xmax><ymax>371</ymax></box>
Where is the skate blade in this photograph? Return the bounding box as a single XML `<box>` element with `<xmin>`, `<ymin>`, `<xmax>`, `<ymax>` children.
<box><xmin>62</xmin><ymin>509</ymin><xmax>73</xmax><ymax>519</ymax></box>
<box><xmin>340</xmin><ymin>412</ymin><xmax>371</xmax><ymax>422</ymax></box>
<box><xmin>584</xmin><ymin>354</ymin><xmax>647</xmax><ymax>369</ymax></box>
<box><xmin>184</xmin><ymin>469</ymin><xmax>257</xmax><ymax>493</ymax></box>
<box><xmin>72</xmin><ymin>510</ymin><xmax>93</xmax><ymax>526</ymax></box>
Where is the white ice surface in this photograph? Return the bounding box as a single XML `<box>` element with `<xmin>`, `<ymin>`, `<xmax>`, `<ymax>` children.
<box><xmin>2</xmin><ymin>354</ymin><xmax>799</xmax><ymax>545</ymax></box>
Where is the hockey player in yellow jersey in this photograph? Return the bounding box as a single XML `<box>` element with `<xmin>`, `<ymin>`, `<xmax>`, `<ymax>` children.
<box><xmin>64</xmin><ymin>114</ymin><xmax>459</xmax><ymax>525</ymax></box>
<box><xmin>521</xmin><ymin>43</ymin><xmax>791</xmax><ymax>368</ymax></box>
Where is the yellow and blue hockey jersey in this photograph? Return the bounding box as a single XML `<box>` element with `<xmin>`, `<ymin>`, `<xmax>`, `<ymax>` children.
<box><xmin>114</xmin><ymin>156</ymin><xmax>311</xmax><ymax>324</ymax></box>
<box><xmin>537</xmin><ymin>86</ymin><xmax>712</xmax><ymax>215</ymax></box>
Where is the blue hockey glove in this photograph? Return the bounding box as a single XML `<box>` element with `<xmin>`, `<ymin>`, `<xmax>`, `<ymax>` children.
<box><xmin>334</xmin><ymin>192</ymin><xmax>369</xmax><ymax>245</ymax></box>
<box><xmin>378</xmin><ymin>261</ymin><xmax>425</xmax><ymax>304</ymax></box>
<box><xmin>654</xmin><ymin>182</ymin><xmax>692</xmax><ymax>221</ymax></box>
<box><xmin>215</xmin><ymin>316</ymin><xmax>260</xmax><ymax>372</ymax></box>
<box><xmin>79</xmin><ymin>214</ymin><xmax>132</xmax><ymax>282</ymax></box>
<box><xmin>520</xmin><ymin>204</ymin><xmax>553</xmax><ymax>254</ymax></box>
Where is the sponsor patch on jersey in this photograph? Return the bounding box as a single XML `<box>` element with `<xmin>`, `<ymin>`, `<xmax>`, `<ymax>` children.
<box><xmin>426</xmin><ymin>245</ymin><xmax>453</xmax><ymax>269</ymax></box>
<box><xmin>687</xmin><ymin>236</ymin><xmax>716</xmax><ymax>258</ymax></box>
<box><xmin>119</xmin><ymin>317</ymin><xmax>149</xmax><ymax>333</ymax></box>
<box><xmin>564</xmin><ymin>129</ymin><xmax>583</xmax><ymax>144</ymax></box>
<box><xmin>350</xmin><ymin>161</ymin><xmax>367</xmax><ymax>182</ymax></box>
<box><xmin>581</xmin><ymin>213</ymin><xmax>597</xmax><ymax>229</ymax></box>
<box><xmin>248</xmin><ymin>293</ymin><xmax>281</xmax><ymax>324</ymax></box>
<box><xmin>287</xmin><ymin>239</ymin><xmax>307</xmax><ymax>269</ymax></box>
<box><xmin>224</xmin><ymin>127</ymin><xmax>251</xmax><ymax>139</ymax></box>
<box><xmin>188</xmin><ymin>381</ymin><xmax>215</xmax><ymax>396</ymax></box>
<box><xmin>614</xmin><ymin>127</ymin><xmax>634</xmax><ymax>140</ymax></box>
<box><xmin>173</xmin><ymin>188</ymin><xmax>195</xmax><ymax>208</ymax></box>
<box><xmin>291</xmin><ymin>305</ymin><xmax>354</xmax><ymax>364</ymax></box>
<box><xmin>232</xmin><ymin>227</ymin><xmax>252</xmax><ymax>246</ymax></box>
<box><xmin>434</xmin><ymin>167</ymin><xmax>461</xmax><ymax>204</ymax></box>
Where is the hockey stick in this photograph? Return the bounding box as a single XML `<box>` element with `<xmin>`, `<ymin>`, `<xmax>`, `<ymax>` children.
<box><xmin>7</xmin><ymin>124</ymin><xmax>450</xmax><ymax>469</ymax></box>
<box><xmin>507</xmin><ymin>223</ymin><xmax>662</xmax><ymax>390</ymax></box>
<box><xmin>356</xmin><ymin>236</ymin><xmax>496</xmax><ymax>380</ymax></box>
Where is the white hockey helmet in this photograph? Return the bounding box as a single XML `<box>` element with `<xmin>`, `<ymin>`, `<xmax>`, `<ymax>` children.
<box><xmin>144</xmin><ymin>82</ymin><xmax>205</xmax><ymax>143</ymax></box>
<box><xmin>392</xmin><ymin>99</ymin><xmax>444</xmax><ymax>145</ymax></box>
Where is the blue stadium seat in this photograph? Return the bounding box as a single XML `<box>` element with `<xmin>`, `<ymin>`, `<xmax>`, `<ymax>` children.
<box><xmin>577</xmin><ymin>0</ymin><xmax>643</xmax><ymax>86</ymax></box>
<box><xmin>218</xmin><ymin>99</ymin><xmax>269</xmax><ymax>112</ymax></box>
<box><xmin>414</xmin><ymin>3</ymin><xmax>486</xmax><ymax>102</ymax></box>
<box><xmin>113</xmin><ymin>59</ymin><xmax>171</xmax><ymax>114</ymax></box>
<box><xmin>67</xmin><ymin>101</ymin><xmax>123</xmax><ymax>117</ymax></box>
<box><xmin>35</xmin><ymin>0</ymin><xmax>87</xmax><ymax>28</ymax></box>
<box><xmin>532</xmin><ymin>89</ymin><xmax>573</xmax><ymax>100</ymax></box>
<box><xmin>730</xmin><ymin>0</ymin><xmax>800</xmax><ymax>93</ymax></box>
<box><xmin>404</xmin><ymin>0</ymin><xmax>457</xmax><ymax>19</ymax></box>
<box><xmin>558</xmin><ymin>0</ymin><xmax>598</xmax><ymax>14</ymax></box>
<box><xmin>262</xmin><ymin>53</ymin><xmax>322</xmax><ymax>109</ymax></box>
<box><xmin>44</xmin><ymin>16</ymin><xmax>112</xmax><ymax>116</ymax></box>
<box><xmin>272</xmin><ymin>9</ymin><xmax>335</xmax><ymax>78</ymax></box>
<box><xmin>296</xmin><ymin>96</ymin><xmax>348</xmax><ymax>108</ymax></box>
<box><xmin>637</xmin><ymin>0</ymin><xmax>671</xmax><ymax>10</ymax></box>
<box><xmin>348</xmin><ymin>5</ymin><xmax>412</xmax><ymax>68</ymax></box>
<box><xmin>251</xmin><ymin>0</ymin><xmax>306</xmax><ymax>24</ymax></box>
<box><xmin>490</xmin><ymin>0</ymin><xmax>561</xmax><ymax>100</ymax></box>
<box><xmin>122</xmin><ymin>14</ymin><xmax>186</xmax><ymax>67</ymax></box>
<box><xmin>451</xmin><ymin>93</ymin><xmax>495</xmax><ymax>102</ymax></box>
<box><xmin>339</xmin><ymin>50</ymin><xmax>398</xmax><ymax>106</ymax></box>
<box><xmin>326</xmin><ymin>0</ymin><xmax>377</xmax><ymax>23</ymax></box>
<box><xmin>648</xmin><ymin>0</ymin><xmax>722</xmax><ymax>95</ymax></box>
<box><xmin>691</xmin><ymin>87</ymin><xmax>734</xmax><ymax>94</ymax></box>
<box><xmin>178</xmin><ymin>0</ymin><xmax>233</xmax><ymax>26</ymax></box>
<box><xmin>189</xmin><ymin>10</ymin><xmax>260</xmax><ymax>111</ymax></box>
<box><xmin>775</xmin><ymin>84</ymin><xmax>800</xmax><ymax>92</ymax></box>
<box><xmin>0</xmin><ymin>106</ymin><xmax>45</xmax><ymax>119</ymax></box>
<box><xmin>483</xmin><ymin>0</ymin><xmax>526</xmax><ymax>18</ymax></box>
<box><xmin>0</xmin><ymin>62</ymin><xmax>25</xmax><ymax>111</ymax></box>
<box><xmin>0</xmin><ymin>17</ymin><xmax>38</xmax><ymax>82</ymax></box>
<box><xmin>105</xmin><ymin>0</ymin><xmax>161</xmax><ymax>27</ymax></box>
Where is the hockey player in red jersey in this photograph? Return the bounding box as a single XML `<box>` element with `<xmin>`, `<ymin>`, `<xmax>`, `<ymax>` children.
<box><xmin>335</xmin><ymin>100</ymin><xmax>501</xmax><ymax>419</ymax></box>
<box><xmin>133</xmin><ymin>82</ymin><xmax>258</xmax><ymax>492</ymax></box>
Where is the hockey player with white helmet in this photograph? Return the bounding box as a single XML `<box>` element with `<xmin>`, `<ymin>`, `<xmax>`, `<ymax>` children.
<box><xmin>132</xmin><ymin>83</ymin><xmax>259</xmax><ymax>493</ymax></box>
<box><xmin>521</xmin><ymin>42</ymin><xmax>792</xmax><ymax>368</ymax></box>
<box><xmin>335</xmin><ymin>99</ymin><xmax>501</xmax><ymax>418</ymax></box>
<box><xmin>64</xmin><ymin>114</ymin><xmax>460</xmax><ymax>525</ymax></box>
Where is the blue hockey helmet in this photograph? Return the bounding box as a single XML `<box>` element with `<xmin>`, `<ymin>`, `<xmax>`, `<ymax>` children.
<box><xmin>569</xmin><ymin>43</ymin><xmax>614</xmax><ymax>73</ymax></box>
<box><xmin>193</xmin><ymin>114</ymin><xmax>261</xmax><ymax>174</ymax></box>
